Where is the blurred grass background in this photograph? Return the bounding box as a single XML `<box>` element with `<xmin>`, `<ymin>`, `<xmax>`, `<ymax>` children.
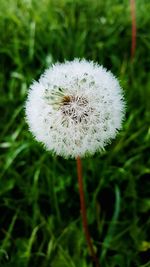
<box><xmin>0</xmin><ymin>0</ymin><xmax>150</xmax><ymax>266</ymax></box>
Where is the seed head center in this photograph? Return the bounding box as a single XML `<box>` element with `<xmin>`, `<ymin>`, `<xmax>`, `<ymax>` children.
<box><xmin>60</xmin><ymin>95</ymin><xmax>89</xmax><ymax>123</ymax></box>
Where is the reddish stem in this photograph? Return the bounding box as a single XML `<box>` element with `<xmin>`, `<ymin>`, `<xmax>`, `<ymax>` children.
<box><xmin>130</xmin><ymin>0</ymin><xmax>136</xmax><ymax>59</ymax></box>
<box><xmin>76</xmin><ymin>156</ymin><xmax>100</xmax><ymax>267</ymax></box>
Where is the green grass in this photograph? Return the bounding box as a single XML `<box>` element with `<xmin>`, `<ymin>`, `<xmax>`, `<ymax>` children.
<box><xmin>0</xmin><ymin>0</ymin><xmax>150</xmax><ymax>266</ymax></box>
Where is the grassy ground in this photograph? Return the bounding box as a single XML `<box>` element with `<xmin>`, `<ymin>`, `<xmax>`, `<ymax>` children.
<box><xmin>0</xmin><ymin>0</ymin><xmax>150</xmax><ymax>266</ymax></box>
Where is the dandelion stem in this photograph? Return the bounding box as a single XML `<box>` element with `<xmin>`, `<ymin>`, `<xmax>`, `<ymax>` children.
<box><xmin>76</xmin><ymin>156</ymin><xmax>100</xmax><ymax>267</ymax></box>
<box><xmin>130</xmin><ymin>0</ymin><xmax>136</xmax><ymax>59</ymax></box>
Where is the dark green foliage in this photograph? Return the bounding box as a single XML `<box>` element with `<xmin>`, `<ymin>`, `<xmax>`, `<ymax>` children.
<box><xmin>0</xmin><ymin>0</ymin><xmax>150</xmax><ymax>266</ymax></box>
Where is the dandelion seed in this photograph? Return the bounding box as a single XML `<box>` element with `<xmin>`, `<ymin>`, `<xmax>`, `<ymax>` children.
<box><xmin>25</xmin><ymin>59</ymin><xmax>125</xmax><ymax>158</ymax></box>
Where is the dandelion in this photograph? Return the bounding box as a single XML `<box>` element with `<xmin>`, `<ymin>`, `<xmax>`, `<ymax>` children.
<box><xmin>25</xmin><ymin>59</ymin><xmax>125</xmax><ymax>267</ymax></box>
<box><xmin>25</xmin><ymin>59</ymin><xmax>125</xmax><ymax>158</ymax></box>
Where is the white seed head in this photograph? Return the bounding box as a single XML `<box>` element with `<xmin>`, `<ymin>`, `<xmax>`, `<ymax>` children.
<box><xmin>25</xmin><ymin>59</ymin><xmax>125</xmax><ymax>158</ymax></box>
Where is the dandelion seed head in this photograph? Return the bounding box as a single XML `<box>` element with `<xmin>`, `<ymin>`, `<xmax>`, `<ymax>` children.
<box><xmin>25</xmin><ymin>59</ymin><xmax>125</xmax><ymax>158</ymax></box>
